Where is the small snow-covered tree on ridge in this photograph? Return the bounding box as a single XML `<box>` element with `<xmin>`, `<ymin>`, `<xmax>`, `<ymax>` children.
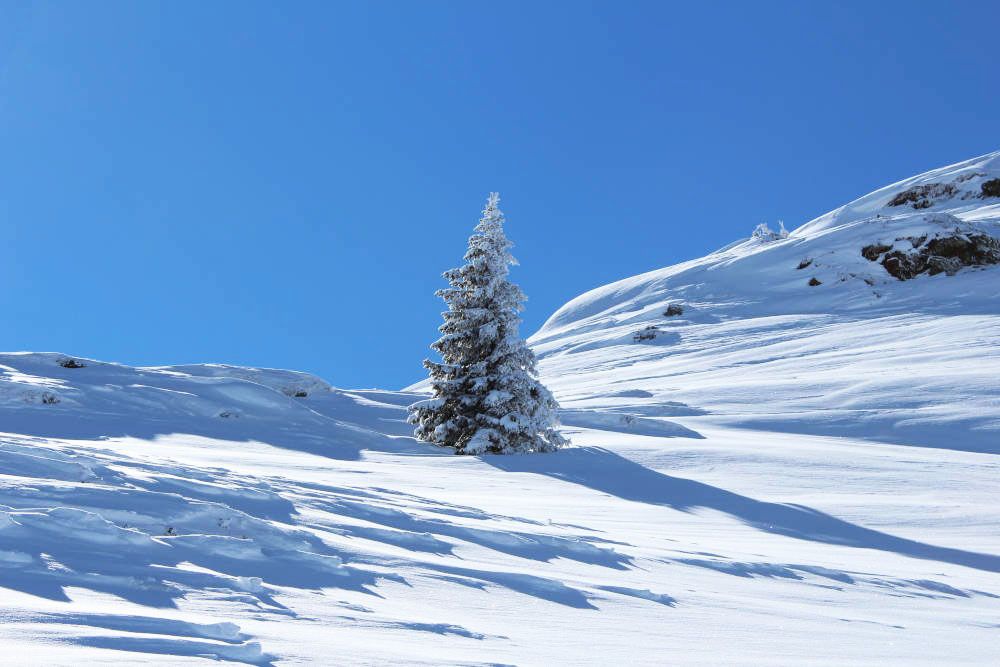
<box><xmin>408</xmin><ymin>193</ymin><xmax>566</xmax><ymax>455</ymax></box>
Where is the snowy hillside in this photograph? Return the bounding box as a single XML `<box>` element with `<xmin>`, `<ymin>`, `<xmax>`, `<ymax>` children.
<box><xmin>3</xmin><ymin>152</ymin><xmax>1000</xmax><ymax>665</ymax></box>
<box><xmin>531</xmin><ymin>150</ymin><xmax>1000</xmax><ymax>453</ymax></box>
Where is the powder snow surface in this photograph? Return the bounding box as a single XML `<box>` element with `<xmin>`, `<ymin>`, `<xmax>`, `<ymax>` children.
<box><xmin>2</xmin><ymin>152</ymin><xmax>1000</xmax><ymax>665</ymax></box>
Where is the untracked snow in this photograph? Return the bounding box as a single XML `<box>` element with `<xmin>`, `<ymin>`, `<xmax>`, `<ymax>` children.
<box><xmin>2</xmin><ymin>152</ymin><xmax>1000</xmax><ymax>665</ymax></box>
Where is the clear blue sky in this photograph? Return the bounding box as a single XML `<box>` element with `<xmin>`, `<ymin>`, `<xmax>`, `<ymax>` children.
<box><xmin>2</xmin><ymin>1</ymin><xmax>997</xmax><ymax>388</ymax></box>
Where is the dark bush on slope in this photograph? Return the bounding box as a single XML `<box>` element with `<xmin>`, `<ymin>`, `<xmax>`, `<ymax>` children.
<box><xmin>663</xmin><ymin>304</ymin><xmax>684</xmax><ymax>317</ymax></box>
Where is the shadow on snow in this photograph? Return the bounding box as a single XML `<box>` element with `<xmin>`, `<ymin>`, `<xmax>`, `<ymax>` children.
<box><xmin>486</xmin><ymin>446</ymin><xmax>1000</xmax><ymax>574</ymax></box>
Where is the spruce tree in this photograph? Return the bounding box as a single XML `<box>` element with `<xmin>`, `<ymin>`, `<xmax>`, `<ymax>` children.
<box><xmin>408</xmin><ymin>193</ymin><xmax>566</xmax><ymax>455</ymax></box>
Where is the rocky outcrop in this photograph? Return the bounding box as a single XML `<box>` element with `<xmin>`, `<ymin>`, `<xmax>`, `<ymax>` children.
<box><xmin>884</xmin><ymin>174</ymin><xmax>1000</xmax><ymax>210</ymax></box>
<box><xmin>862</xmin><ymin>232</ymin><xmax>1000</xmax><ymax>280</ymax></box>
<box><xmin>861</xmin><ymin>244</ymin><xmax>891</xmax><ymax>261</ymax></box>
<box><xmin>887</xmin><ymin>183</ymin><xmax>958</xmax><ymax>209</ymax></box>
<box><xmin>983</xmin><ymin>178</ymin><xmax>1000</xmax><ymax>198</ymax></box>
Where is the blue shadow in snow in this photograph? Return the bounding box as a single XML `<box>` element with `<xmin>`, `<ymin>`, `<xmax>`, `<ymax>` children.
<box><xmin>65</xmin><ymin>636</ymin><xmax>273</xmax><ymax>665</ymax></box>
<box><xmin>487</xmin><ymin>447</ymin><xmax>1000</xmax><ymax>574</ymax></box>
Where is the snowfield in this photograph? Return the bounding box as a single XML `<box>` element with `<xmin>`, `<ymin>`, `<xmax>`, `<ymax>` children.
<box><xmin>2</xmin><ymin>152</ymin><xmax>1000</xmax><ymax>665</ymax></box>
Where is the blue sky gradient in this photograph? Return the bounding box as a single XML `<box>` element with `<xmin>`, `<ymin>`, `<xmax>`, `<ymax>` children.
<box><xmin>2</xmin><ymin>1</ymin><xmax>997</xmax><ymax>387</ymax></box>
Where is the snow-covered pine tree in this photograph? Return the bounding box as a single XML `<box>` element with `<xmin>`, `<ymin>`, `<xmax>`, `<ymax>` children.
<box><xmin>408</xmin><ymin>193</ymin><xmax>566</xmax><ymax>455</ymax></box>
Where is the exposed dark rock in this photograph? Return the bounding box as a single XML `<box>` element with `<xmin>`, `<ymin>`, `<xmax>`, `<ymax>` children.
<box><xmin>982</xmin><ymin>178</ymin><xmax>1000</xmax><ymax>198</ymax></box>
<box><xmin>796</xmin><ymin>258</ymin><xmax>812</xmax><ymax>270</ymax></box>
<box><xmin>292</xmin><ymin>390</ymin><xmax>308</xmax><ymax>398</ymax></box>
<box><xmin>41</xmin><ymin>392</ymin><xmax>60</xmax><ymax>405</ymax></box>
<box><xmin>926</xmin><ymin>256</ymin><xmax>962</xmax><ymax>276</ymax></box>
<box><xmin>663</xmin><ymin>304</ymin><xmax>684</xmax><ymax>317</ymax></box>
<box><xmin>865</xmin><ymin>232</ymin><xmax>1000</xmax><ymax>280</ymax></box>
<box><xmin>861</xmin><ymin>243</ymin><xmax>892</xmax><ymax>261</ymax></box>
<box><xmin>808</xmin><ymin>277</ymin><xmax>822</xmax><ymax>286</ymax></box>
<box><xmin>57</xmin><ymin>357</ymin><xmax>86</xmax><ymax>369</ymax></box>
<box><xmin>882</xmin><ymin>251</ymin><xmax>923</xmax><ymax>280</ymax></box>
<box><xmin>927</xmin><ymin>234</ymin><xmax>1000</xmax><ymax>262</ymax></box>
<box><xmin>886</xmin><ymin>183</ymin><xmax>957</xmax><ymax>209</ymax></box>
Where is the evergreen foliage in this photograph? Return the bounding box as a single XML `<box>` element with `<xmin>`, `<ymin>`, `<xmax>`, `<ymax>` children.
<box><xmin>408</xmin><ymin>193</ymin><xmax>566</xmax><ymax>454</ymax></box>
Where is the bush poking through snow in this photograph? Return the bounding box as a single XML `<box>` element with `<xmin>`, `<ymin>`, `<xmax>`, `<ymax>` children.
<box><xmin>633</xmin><ymin>326</ymin><xmax>660</xmax><ymax>342</ymax></box>
<box><xmin>663</xmin><ymin>304</ymin><xmax>684</xmax><ymax>317</ymax></box>
<box><xmin>408</xmin><ymin>193</ymin><xmax>566</xmax><ymax>455</ymax></box>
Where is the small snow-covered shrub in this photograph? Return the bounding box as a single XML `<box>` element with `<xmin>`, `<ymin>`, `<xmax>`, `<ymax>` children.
<box><xmin>633</xmin><ymin>325</ymin><xmax>660</xmax><ymax>342</ymax></box>
<box><xmin>18</xmin><ymin>390</ymin><xmax>61</xmax><ymax>405</ymax></box>
<box><xmin>751</xmin><ymin>221</ymin><xmax>789</xmax><ymax>242</ymax></box>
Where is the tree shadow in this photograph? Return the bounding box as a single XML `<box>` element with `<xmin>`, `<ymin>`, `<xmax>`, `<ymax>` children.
<box><xmin>419</xmin><ymin>565</ymin><xmax>597</xmax><ymax>609</ymax></box>
<box><xmin>486</xmin><ymin>446</ymin><xmax>1000</xmax><ymax>574</ymax></box>
<box><xmin>303</xmin><ymin>493</ymin><xmax>632</xmax><ymax>569</ymax></box>
<box><xmin>559</xmin><ymin>410</ymin><xmax>704</xmax><ymax>439</ymax></box>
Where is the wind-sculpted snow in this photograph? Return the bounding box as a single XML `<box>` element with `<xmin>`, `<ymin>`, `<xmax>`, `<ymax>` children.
<box><xmin>3</xmin><ymin>153</ymin><xmax>1000</xmax><ymax>664</ymax></box>
<box><xmin>0</xmin><ymin>353</ymin><xmax>391</xmax><ymax>458</ymax></box>
<box><xmin>1</xmin><ymin>349</ymin><xmax>998</xmax><ymax>664</ymax></box>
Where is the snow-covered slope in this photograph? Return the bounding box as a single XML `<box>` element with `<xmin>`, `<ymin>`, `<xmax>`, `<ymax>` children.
<box><xmin>2</xmin><ymin>152</ymin><xmax>999</xmax><ymax>665</ymax></box>
<box><xmin>532</xmin><ymin>150</ymin><xmax>1000</xmax><ymax>453</ymax></box>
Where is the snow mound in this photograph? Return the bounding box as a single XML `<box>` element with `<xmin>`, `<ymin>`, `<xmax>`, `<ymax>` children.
<box><xmin>160</xmin><ymin>363</ymin><xmax>333</xmax><ymax>398</ymax></box>
<box><xmin>0</xmin><ymin>352</ymin><xmax>388</xmax><ymax>457</ymax></box>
